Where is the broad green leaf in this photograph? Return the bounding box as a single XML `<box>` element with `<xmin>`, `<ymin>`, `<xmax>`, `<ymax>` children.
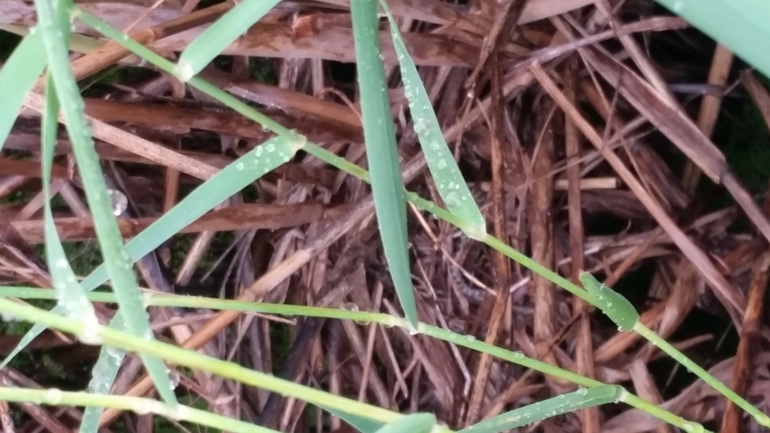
<box><xmin>0</xmin><ymin>28</ymin><xmax>47</xmax><ymax>152</ymax></box>
<box><xmin>579</xmin><ymin>272</ymin><xmax>639</xmax><ymax>331</ymax></box>
<box><xmin>350</xmin><ymin>0</ymin><xmax>418</xmax><ymax>328</ymax></box>
<box><xmin>656</xmin><ymin>0</ymin><xmax>770</xmax><ymax>79</ymax></box>
<box><xmin>380</xmin><ymin>0</ymin><xmax>485</xmax><ymax>238</ymax></box>
<box><xmin>31</xmin><ymin>0</ymin><xmax>177</xmax><ymax>406</ymax></box>
<box><xmin>174</xmin><ymin>0</ymin><xmax>281</xmax><ymax>81</ymax></box>
<box><xmin>40</xmin><ymin>72</ymin><xmax>99</xmax><ymax>329</ymax></box>
<box><xmin>374</xmin><ymin>413</ymin><xmax>436</xmax><ymax>433</ymax></box>
<box><xmin>460</xmin><ymin>385</ymin><xmax>623</xmax><ymax>433</ymax></box>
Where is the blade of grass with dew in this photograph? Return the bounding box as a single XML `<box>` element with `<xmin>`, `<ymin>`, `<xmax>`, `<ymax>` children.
<box><xmin>78</xmin><ymin>315</ymin><xmax>127</xmax><ymax>433</ymax></box>
<box><xmin>655</xmin><ymin>0</ymin><xmax>770</xmax><ymax>80</ymax></box>
<box><xmin>579</xmin><ymin>271</ymin><xmax>638</xmax><ymax>332</ymax></box>
<box><xmin>174</xmin><ymin>0</ymin><xmax>281</xmax><ymax>81</ymax></box>
<box><xmin>350</xmin><ymin>0</ymin><xmax>418</xmax><ymax>328</ymax></box>
<box><xmin>379</xmin><ymin>0</ymin><xmax>485</xmax><ymax>238</ymax></box>
<box><xmin>0</xmin><ymin>28</ymin><xmax>47</xmax><ymax>152</ymax></box>
<box><xmin>374</xmin><ymin>413</ymin><xmax>436</xmax><ymax>433</ymax></box>
<box><xmin>0</xmin><ymin>136</ymin><xmax>302</xmax><ymax>364</ymax></box>
<box><xmin>31</xmin><ymin>0</ymin><xmax>177</xmax><ymax>405</ymax></box>
<box><xmin>40</xmin><ymin>72</ymin><xmax>99</xmax><ymax>329</ymax></box>
<box><xmin>459</xmin><ymin>385</ymin><xmax>623</xmax><ymax>433</ymax></box>
<box><xmin>0</xmin><ymin>387</ymin><xmax>278</xmax><ymax>433</ymax></box>
<box><xmin>77</xmin><ymin>135</ymin><xmax>299</xmax><ymax>291</ymax></box>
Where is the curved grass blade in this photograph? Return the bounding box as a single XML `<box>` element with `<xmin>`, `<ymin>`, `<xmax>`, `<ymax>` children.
<box><xmin>40</xmin><ymin>73</ymin><xmax>99</xmax><ymax>330</ymax></box>
<box><xmin>579</xmin><ymin>271</ymin><xmax>638</xmax><ymax>331</ymax></box>
<box><xmin>78</xmin><ymin>136</ymin><xmax>299</xmax><ymax>291</ymax></box>
<box><xmin>374</xmin><ymin>413</ymin><xmax>436</xmax><ymax>433</ymax></box>
<box><xmin>655</xmin><ymin>0</ymin><xmax>770</xmax><ymax>80</ymax></box>
<box><xmin>78</xmin><ymin>316</ymin><xmax>126</xmax><ymax>433</ymax></box>
<box><xmin>174</xmin><ymin>0</ymin><xmax>281</xmax><ymax>81</ymax></box>
<box><xmin>1</xmin><ymin>135</ymin><xmax>301</xmax><ymax>368</ymax></box>
<box><xmin>379</xmin><ymin>0</ymin><xmax>485</xmax><ymax>238</ymax></box>
<box><xmin>459</xmin><ymin>385</ymin><xmax>623</xmax><ymax>433</ymax></box>
<box><xmin>0</xmin><ymin>28</ymin><xmax>47</xmax><ymax>152</ymax></box>
<box><xmin>350</xmin><ymin>0</ymin><xmax>418</xmax><ymax>328</ymax></box>
<box><xmin>31</xmin><ymin>0</ymin><xmax>177</xmax><ymax>406</ymax></box>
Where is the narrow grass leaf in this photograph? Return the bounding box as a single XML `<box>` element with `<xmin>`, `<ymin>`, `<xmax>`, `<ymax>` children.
<box><xmin>0</xmin><ymin>28</ymin><xmax>47</xmax><ymax>152</ymax></box>
<box><xmin>374</xmin><ymin>413</ymin><xmax>436</xmax><ymax>433</ymax></box>
<box><xmin>380</xmin><ymin>1</ymin><xmax>485</xmax><ymax>238</ymax></box>
<box><xmin>78</xmin><ymin>135</ymin><xmax>299</xmax><ymax>292</ymax></box>
<box><xmin>317</xmin><ymin>404</ymin><xmax>382</xmax><ymax>433</ymax></box>
<box><xmin>78</xmin><ymin>316</ymin><xmax>126</xmax><ymax>433</ymax></box>
<box><xmin>32</xmin><ymin>0</ymin><xmax>177</xmax><ymax>406</ymax></box>
<box><xmin>40</xmin><ymin>73</ymin><xmax>99</xmax><ymax>329</ymax></box>
<box><xmin>350</xmin><ymin>0</ymin><xmax>418</xmax><ymax>328</ymax></box>
<box><xmin>656</xmin><ymin>0</ymin><xmax>770</xmax><ymax>79</ymax></box>
<box><xmin>174</xmin><ymin>0</ymin><xmax>281</xmax><ymax>81</ymax></box>
<box><xmin>10</xmin><ymin>137</ymin><xmax>298</xmax><ymax>371</ymax></box>
<box><xmin>460</xmin><ymin>385</ymin><xmax>623</xmax><ymax>433</ymax></box>
<box><xmin>579</xmin><ymin>271</ymin><xmax>639</xmax><ymax>331</ymax></box>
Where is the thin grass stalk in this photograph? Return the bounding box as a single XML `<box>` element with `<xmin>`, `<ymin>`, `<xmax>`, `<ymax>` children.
<box><xmin>0</xmin><ymin>387</ymin><xmax>276</xmax><ymax>433</ymax></box>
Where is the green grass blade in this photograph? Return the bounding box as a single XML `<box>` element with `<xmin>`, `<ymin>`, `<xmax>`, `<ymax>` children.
<box><xmin>0</xmin><ymin>28</ymin><xmax>47</xmax><ymax>152</ymax></box>
<box><xmin>459</xmin><ymin>385</ymin><xmax>623</xmax><ymax>433</ymax></box>
<box><xmin>579</xmin><ymin>272</ymin><xmax>639</xmax><ymax>332</ymax></box>
<box><xmin>40</xmin><ymin>72</ymin><xmax>99</xmax><ymax>330</ymax></box>
<box><xmin>655</xmin><ymin>0</ymin><xmax>770</xmax><ymax>79</ymax></box>
<box><xmin>350</xmin><ymin>0</ymin><xmax>418</xmax><ymax>328</ymax></box>
<box><xmin>374</xmin><ymin>414</ymin><xmax>436</xmax><ymax>433</ymax></box>
<box><xmin>31</xmin><ymin>0</ymin><xmax>177</xmax><ymax>406</ymax></box>
<box><xmin>174</xmin><ymin>0</ymin><xmax>281</xmax><ymax>81</ymax></box>
<box><xmin>78</xmin><ymin>135</ymin><xmax>299</xmax><ymax>292</ymax></box>
<box><xmin>78</xmin><ymin>316</ymin><xmax>127</xmax><ymax>433</ymax></box>
<box><xmin>379</xmin><ymin>0</ymin><xmax>485</xmax><ymax>238</ymax></box>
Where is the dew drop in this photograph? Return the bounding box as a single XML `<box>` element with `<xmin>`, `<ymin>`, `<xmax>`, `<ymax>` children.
<box><xmin>44</xmin><ymin>388</ymin><xmax>63</xmax><ymax>405</ymax></box>
<box><xmin>436</xmin><ymin>159</ymin><xmax>447</xmax><ymax>170</ymax></box>
<box><xmin>174</xmin><ymin>61</ymin><xmax>194</xmax><ymax>82</ymax></box>
<box><xmin>235</xmin><ymin>162</ymin><xmax>244</xmax><ymax>171</ymax></box>
<box><xmin>341</xmin><ymin>302</ymin><xmax>359</xmax><ymax>312</ymax></box>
